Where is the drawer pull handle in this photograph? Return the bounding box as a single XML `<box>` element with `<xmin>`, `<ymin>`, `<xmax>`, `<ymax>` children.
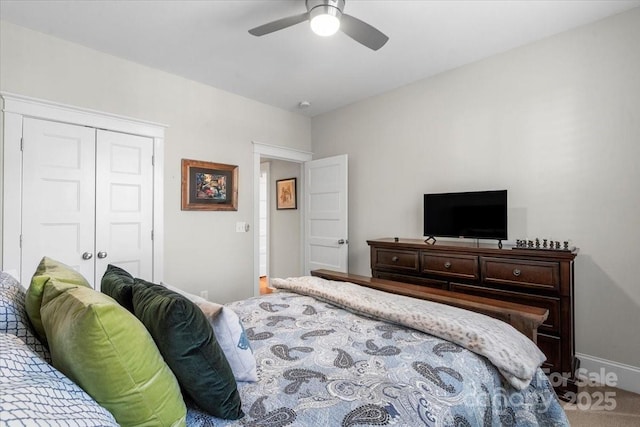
<box><xmin>444</xmin><ymin>262</ymin><xmax>452</xmax><ymax>269</ymax></box>
<box><xmin>391</xmin><ymin>256</ymin><xmax>399</xmax><ymax>262</ymax></box>
<box><xmin>513</xmin><ymin>268</ymin><xmax>522</xmax><ymax>277</ymax></box>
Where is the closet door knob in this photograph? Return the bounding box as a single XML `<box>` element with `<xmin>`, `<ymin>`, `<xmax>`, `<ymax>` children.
<box><xmin>513</xmin><ymin>268</ymin><xmax>521</xmax><ymax>277</ymax></box>
<box><xmin>391</xmin><ymin>256</ymin><xmax>399</xmax><ymax>262</ymax></box>
<box><xmin>444</xmin><ymin>262</ymin><xmax>452</xmax><ymax>269</ymax></box>
<box><xmin>97</xmin><ymin>251</ymin><xmax>108</xmax><ymax>259</ymax></box>
<box><xmin>82</xmin><ymin>252</ymin><xmax>93</xmax><ymax>260</ymax></box>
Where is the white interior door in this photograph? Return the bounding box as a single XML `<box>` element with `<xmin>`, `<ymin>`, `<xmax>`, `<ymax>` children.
<box><xmin>304</xmin><ymin>154</ymin><xmax>348</xmax><ymax>273</ymax></box>
<box><xmin>95</xmin><ymin>130</ymin><xmax>154</xmax><ymax>284</ymax></box>
<box><xmin>20</xmin><ymin>119</ymin><xmax>154</xmax><ymax>288</ymax></box>
<box><xmin>21</xmin><ymin>118</ymin><xmax>96</xmax><ymax>284</ymax></box>
<box><xmin>2</xmin><ymin>93</ymin><xmax>165</xmax><ymax>288</ymax></box>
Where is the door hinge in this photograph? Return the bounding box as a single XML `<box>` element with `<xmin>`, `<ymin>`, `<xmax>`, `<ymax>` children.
<box><xmin>19</xmin><ymin>234</ymin><xmax>23</xmax><ymax>248</ymax></box>
<box><xmin>20</xmin><ymin>137</ymin><xmax>24</xmax><ymax>151</ymax></box>
<box><xmin>151</xmin><ymin>155</ymin><xmax>154</xmax><ymax>166</ymax></box>
<box><xmin>151</xmin><ymin>230</ymin><xmax>154</xmax><ymax>241</ymax></box>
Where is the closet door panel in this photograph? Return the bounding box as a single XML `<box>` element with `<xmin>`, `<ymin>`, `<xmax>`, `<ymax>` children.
<box><xmin>95</xmin><ymin>130</ymin><xmax>154</xmax><ymax>285</ymax></box>
<box><xmin>21</xmin><ymin>118</ymin><xmax>96</xmax><ymax>284</ymax></box>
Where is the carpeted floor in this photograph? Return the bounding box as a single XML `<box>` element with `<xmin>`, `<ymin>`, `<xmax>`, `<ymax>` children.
<box><xmin>563</xmin><ymin>384</ymin><xmax>640</xmax><ymax>426</ymax></box>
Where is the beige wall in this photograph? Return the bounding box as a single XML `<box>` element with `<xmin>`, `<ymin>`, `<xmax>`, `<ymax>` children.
<box><xmin>0</xmin><ymin>21</ymin><xmax>311</xmax><ymax>303</ymax></box>
<box><xmin>269</xmin><ymin>159</ymin><xmax>302</xmax><ymax>278</ymax></box>
<box><xmin>312</xmin><ymin>9</ymin><xmax>640</xmax><ymax>368</ymax></box>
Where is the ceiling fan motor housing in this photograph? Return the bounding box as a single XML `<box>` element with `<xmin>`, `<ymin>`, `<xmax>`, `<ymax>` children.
<box><xmin>306</xmin><ymin>0</ymin><xmax>345</xmax><ymax>16</ymax></box>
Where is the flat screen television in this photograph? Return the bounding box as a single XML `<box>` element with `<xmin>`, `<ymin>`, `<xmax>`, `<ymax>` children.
<box><xmin>423</xmin><ymin>190</ymin><xmax>507</xmax><ymax>243</ymax></box>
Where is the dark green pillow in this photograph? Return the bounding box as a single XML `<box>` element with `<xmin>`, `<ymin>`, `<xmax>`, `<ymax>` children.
<box><xmin>100</xmin><ymin>264</ymin><xmax>134</xmax><ymax>312</ymax></box>
<box><xmin>132</xmin><ymin>279</ymin><xmax>244</xmax><ymax>420</ymax></box>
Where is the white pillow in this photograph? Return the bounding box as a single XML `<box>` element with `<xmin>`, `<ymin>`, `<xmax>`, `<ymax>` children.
<box><xmin>161</xmin><ymin>282</ymin><xmax>257</xmax><ymax>382</ymax></box>
<box><xmin>161</xmin><ymin>282</ymin><xmax>209</xmax><ymax>304</ymax></box>
<box><xmin>206</xmin><ymin>305</ymin><xmax>257</xmax><ymax>382</ymax></box>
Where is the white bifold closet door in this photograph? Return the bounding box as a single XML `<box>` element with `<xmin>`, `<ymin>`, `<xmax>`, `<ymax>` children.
<box><xmin>21</xmin><ymin>117</ymin><xmax>153</xmax><ymax>288</ymax></box>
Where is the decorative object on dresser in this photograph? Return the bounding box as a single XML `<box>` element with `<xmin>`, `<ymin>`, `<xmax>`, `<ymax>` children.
<box><xmin>367</xmin><ymin>237</ymin><xmax>578</xmax><ymax>400</ymax></box>
<box><xmin>515</xmin><ymin>238</ymin><xmax>574</xmax><ymax>251</ymax></box>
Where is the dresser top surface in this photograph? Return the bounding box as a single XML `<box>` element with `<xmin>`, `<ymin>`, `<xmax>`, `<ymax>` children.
<box><xmin>368</xmin><ymin>238</ymin><xmax>578</xmax><ymax>260</ymax></box>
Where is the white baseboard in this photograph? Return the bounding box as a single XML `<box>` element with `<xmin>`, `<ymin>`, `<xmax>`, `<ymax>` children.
<box><xmin>576</xmin><ymin>352</ymin><xmax>640</xmax><ymax>395</ymax></box>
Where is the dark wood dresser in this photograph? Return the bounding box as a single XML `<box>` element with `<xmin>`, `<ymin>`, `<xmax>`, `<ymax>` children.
<box><xmin>368</xmin><ymin>238</ymin><xmax>578</xmax><ymax>398</ymax></box>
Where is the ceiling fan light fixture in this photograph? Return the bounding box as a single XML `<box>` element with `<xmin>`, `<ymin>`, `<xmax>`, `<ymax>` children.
<box><xmin>250</xmin><ymin>0</ymin><xmax>387</xmax><ymax>51</ymax></box>
<box><xmin>309</xmin><ymin>5</ymin><xmax>341</xmax><ymax>37</ymax></box>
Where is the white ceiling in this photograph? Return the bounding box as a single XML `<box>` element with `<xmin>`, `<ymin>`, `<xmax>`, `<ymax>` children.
<box><xmin>1</xmin><ymin>0</ymin><xmax>639</xmax><ymax>117</ymax></box>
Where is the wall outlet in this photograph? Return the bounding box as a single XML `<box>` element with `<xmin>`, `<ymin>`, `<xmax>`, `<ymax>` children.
<box><xmin>200</xmin><ymin>290</ymin><xmax>208</xmax><ymax>300</ymax></box>
<box><xmin>235</xmin><ymin>221</ymin><xmax>249</xmax><ymax>232</ymax></box>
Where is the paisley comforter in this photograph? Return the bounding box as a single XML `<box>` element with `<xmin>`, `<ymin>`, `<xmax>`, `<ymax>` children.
<box><xmin>187</xmin><ymin>279</ymin><xmax>568</xmax><ymax>426</ymax></box>
<box><xmin>271</xmin><ymin>276</ymin><xmax>546</xmax><ymax>390</ymax></box>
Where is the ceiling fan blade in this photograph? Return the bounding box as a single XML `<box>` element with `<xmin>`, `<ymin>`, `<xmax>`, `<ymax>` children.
<box><xmin>248</xmin><ymin>12</ymin><xmax>309</xmax><ymax>36</ymax></box>
<box><xmin>340</xmin><ymin>14</ymin><xmax>388</xmax><ymax>51</ymax></box>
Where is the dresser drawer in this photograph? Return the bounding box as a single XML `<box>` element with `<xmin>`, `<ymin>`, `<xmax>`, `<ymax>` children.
<box><xmin>481</xmin><ymin>257</ymin><xmax>559</xmax><ymax>292</ymax></box>
<box><xmin>373</xmin><ymin>249</ymin><xmax>419</xmax><ymax>273</ymax></box>
<box><xmin>375</xmin><ymin>271</ymin><xmax>448</xmax><ymax>290</ymax></box>
<box><xmin>421</xmin><ymin>253</ymin><xmax>479</xmax><ymax>280</ymax></box>
<box><xmin>537</xmin><ymin>333</ymin><xmax>561</xmax><ymax>372</ymax></box>
<box><xmin>450</xmin><ymin>283</ymin><xmax>560</xmax><ymax>334</ymax></box>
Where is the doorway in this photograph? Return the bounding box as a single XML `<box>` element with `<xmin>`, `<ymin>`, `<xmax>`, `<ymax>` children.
<box><xmin>253</xmin><ymin>143</ymin><xmax>312</xmax><ymax>296</ymax></box>
<box><xmin>258</xmin><ymin>158</ymin><xmax>304</xmax><ymax>294</ymax></box>
<box><xmin>252</xmin><ymin>143</ymin><xmax>349</xmax><ymax>297</ymax></box>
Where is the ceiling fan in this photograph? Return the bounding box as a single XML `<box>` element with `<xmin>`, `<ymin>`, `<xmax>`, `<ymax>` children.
<box><xmin>248</xmin><ymin>0</ymin><xmax>389</xmax><ymax>51</ymax></box>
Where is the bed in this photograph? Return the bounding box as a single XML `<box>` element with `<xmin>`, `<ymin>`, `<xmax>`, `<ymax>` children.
<box><xmin>1</xmin><ymin>267</ymin><xmax>568</xmax><ymax>426</ymax></box>
<box><xmin>186</xmin><ymin>273</ymin><xmax>567</xmax><ymax>426</ymax></box>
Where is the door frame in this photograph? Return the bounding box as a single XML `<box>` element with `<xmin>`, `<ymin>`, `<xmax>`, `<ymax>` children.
<box><xmin>252</xmin><ymin>142</ymin><xmax>312</xmax><ymax>296</ymax></box>
<box><xmin>1</xmin><ymin>92</ymin><xmax>166</xmax><ymax>282</ymax></box>
<box><xmin>258</xmin><ymin>161</ymin><xmax>270</xmax><ymax>279</ymax></box>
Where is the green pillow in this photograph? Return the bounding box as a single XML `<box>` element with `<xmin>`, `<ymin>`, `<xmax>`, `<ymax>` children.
<box><xmin>26</xmin><ymin>256</ymin><xmax>91</xmax><ymax>342</ymax></box>
<box><xmin>132</xmin><ymin>279</ymin><xmax>244</xmax><ymax>420</ymax></box>
<box><xmin>40</xmin><ymin>281</ymin><xmax>187</xmax><ymax>427</ymax></box>
<box><xmin>100</xmin><ymin>264</ymin><xmax>135</xmax><ymax>312</ymax></box>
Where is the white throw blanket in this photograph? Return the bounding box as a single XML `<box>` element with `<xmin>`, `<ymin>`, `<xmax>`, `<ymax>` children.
<box><xmin>271</xmin><ymin>276</ymin><xmax>546</xmax><ymax>390</ymax></box>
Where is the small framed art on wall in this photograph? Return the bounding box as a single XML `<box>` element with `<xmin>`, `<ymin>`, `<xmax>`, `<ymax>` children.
<box><xmin>276</xmin><ymin>178</ymin><xmax>297</xmax><ymax>210</ymax></box>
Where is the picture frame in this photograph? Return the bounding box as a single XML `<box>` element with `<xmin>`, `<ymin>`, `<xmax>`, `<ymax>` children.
<box><xmin>276</xmin><ymin>177</ymin><xmax>297</xmax><ymax>210</ymax></box>
<box><xmin>181</xmin><ymin>159</ymin><xmax>238</xmax><ymax>211</ymax></box>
